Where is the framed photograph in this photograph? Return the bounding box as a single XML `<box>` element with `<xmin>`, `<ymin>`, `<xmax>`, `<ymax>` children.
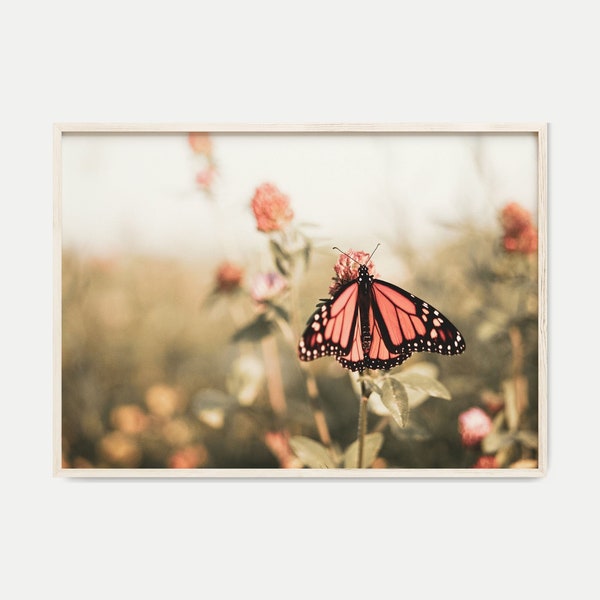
<box><xmin>54</xmin><ymin>123</ymin><xmax>547</xmax><ymax>477</ymax></box>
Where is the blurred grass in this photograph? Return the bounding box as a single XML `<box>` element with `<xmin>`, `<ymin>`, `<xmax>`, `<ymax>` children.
<box><xmin>61</xmin><ymin>222</ymin><xmax>539</xmax><ymax>469</ymax></box>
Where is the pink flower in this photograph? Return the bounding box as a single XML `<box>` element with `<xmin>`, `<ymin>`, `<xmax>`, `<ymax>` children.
<box><xmin>250</xmin><ymin>272</ymin><xmax>287</xmax><ymax>303</ymax></box>
<box><xmin>503</xmin><ymin>225</ymin><xmax>538</xmax><ymax>254</ymax></box>
<box><xmin>458</xmin><ymin>407</ymin><xmax>492</xmax><ymax>447</ymax></box>
<box><xmin>250</xmin><ymin>183</ymin><xmax>294</xmax><ymax>232</ymax></box>
<box><xmin>500</xmin><ymin>202</ymin><xmax>538</xmax><ymax>255</ymax></box>
<box><xmin>501</xmin><ymin>202</ymin><xmax>532</xmax><ymax>235</ymax></box>
<box><xmin>195</xmin><ymin>165</ymin><xmax>216</xmax><ymax>190</ymax></box>
<box><xmin>474</xmin><ymin>455</ymin><xmax>499</xmax><ymax>468</ymax></box>
<box><xmin>168</xmin><ymin>444</ymin><xmax>208</xmax><ymax>469</ymax></box>
<box><xmin>215</xmin><ymin>262</ymin><xmax>244</xmax><ymax>293</ymax></box>
<box><xmin>329</xmin><ymin>249</ymin><xmax>379</xmax><ymax>295</ymax></box>
<box><xmin>265</xmin><ymin>431</ymin><xmax>303</xmax><ymax>469</ymax></box>
<box><xmin>188</xmin><ymin>132</ymin><xmax>213</xmax><ymax>155</ymax></box>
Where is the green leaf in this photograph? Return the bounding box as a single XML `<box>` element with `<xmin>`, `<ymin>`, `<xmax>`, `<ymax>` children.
<box><xmin>301</xmin><ymin>242</ymin><xmax>312</xmax><ymax>267</ymax></box>
<box><xmin>394</xmin><ymin>372</ymin><xmax>451</xmax><ymax>400</ymax></box>
<box><xmin>296</xmin><ymin>221</ymin><xmax>320</xmax><ymax>228</ymax></box>
<box><xmin>269</xmin><ymin>238</ymin><xmax>289</xmax><ymax>261</ymax></box>
<box><xmin>265</xmin><ymin>301</ymin><xmax>289</xmax><ymax>322</ymax></box>
<box><xmin>380</xmin><ymin>377</ymin><xmax>410</xmax><ymax>428</ymax></box>
<box><xmin>231</xmin><ymin>314</ymin><xmax>274</xmax><ymax>343</ymax></box>
<box><xmin>366</xmin><ymin>390</ymin><xmax>387</xmax><ymax>416</ymax></box>
<box><xmin>476</xmin><ymin>311</ymin><xmax>509</xmax><ymax>341</ymax></box>
<box><xmin>289</xmin><ymin>436</ymin><xmax>338</xmax><ymax>469</ymax></box>
<box><xmin>274</xmin><ymin>254</ymin><xmax>290</xmax><ymax>276</ymax></box>
<box><xmin>201</xmin><ymin>289</ymin><xmax>219</xmax><ymax>308</ymax></box>
<box><xmin>403</xmin><ymin>387</ymin><xmax>430</xmax><ymax>409</ymax></box>
<box><xmin>400</xmin><ymin>361</ymin><xmax>439</xmax><ymax>378</ymax></box>
<box><xmin>389</xmin><ymin>417</ymin><xmax>432</xmax><ymax>442</ymax></box>
<box><xmin>225</xmin><ymin>355</ymin><xmax>265</xmax><ymax>407</ymax></box>
<box><xmin>192</xmin><ymin>388</ymin><xmax>237</xmax><ymax>409</ymax></box>
<box><xmin>516</xmin><ymin>430</ymin><xmax>539</xmax><ymax>450</ymax></box>
<box><xmin>481</xmin><ymin>431</ymin><xmax>514</xmax><ymax>453</ymax></box>
<box><xmin>269</xmin><ymin>239</ymin><xmax>292</xmax><ymax>275</ymax></box>
<box><xmin>343</xmin><ymin>432</ymin><xmax>384</xmax><ymax>468</ymax></box>
<box><xmin>388</xmin><ymin>363</ymin><xmax>437</xmax><ymax>407</ymax></box>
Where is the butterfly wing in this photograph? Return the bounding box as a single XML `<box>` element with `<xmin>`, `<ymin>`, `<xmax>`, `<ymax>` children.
<box><xmin>337</xmin><ymin>303</ymin><xmax>413</xmax><ymax>371</ymax></box>
<box><xmin>371</xmin><ymin>279</ymin><xmax>466</xmax><ymax>357</ymax></box>
<box><xmin>361</xmin><ymin>303</ymin><xmax>413</xmax><ymax>370</ymax></box>
<box><xmin>298</xmin><ymin>280</ymin><xmax>360</xmax><ymax>362</ymax></box>
<box><xmin>299</xmin><ymin>279</ymin><xmax>414</xmax><ymax>372</ymax></box>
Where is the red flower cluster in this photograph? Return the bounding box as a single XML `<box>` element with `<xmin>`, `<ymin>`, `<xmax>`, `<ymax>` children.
<box><xmin>215</xmin><ymin>261</ymin><xmax>244</xmax><ymax>293</ymax></box>
<box><xmin>195</xmin><ymin>165</ymin><xmax>216</xmax><ymax>190</ymax></box>
<box><xmin>188</xmin><ymin>132</ymin><xmax>213</xmax><ymax>155</ymax></box>
<box><xmin>250</xmin><ymin>183</ymin><xmax>294</xmax><ymax>232</ymax></box>
<box><xmin>264</xmin><ymin>431</ymin><xmax>302</xmax><ymax>469</ymax></box>
<box><xmin>474</xmin><ymin>455</ymin><xmax>499</xmax><ymax>468</ymax></box>
<box><xmin>458</xmin><ymin>406</ymin><xmax>492</xmax><ymax>447</ymax></box>
<box><xmin>168</xmin><ymin>444</ymin><xmax>208</xmax><ymax>469</ymax></box>
<box><xmin>188</xmin><ymin>133</ymin><xmax>216</xmax><ymax>194</ymax></box>
<box><xmin>329</xmin><ymin>249</ymin><xmax>379</xmax><ymax>295</ymax></box>
<box><xmin>500</xmin><ymin>202</ymin><xmax>538</xmax><ymax>254</ymax></box>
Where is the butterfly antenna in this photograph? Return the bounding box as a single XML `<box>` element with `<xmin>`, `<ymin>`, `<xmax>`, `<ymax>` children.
<box><xmin>367</xmin><ymin>243</ymin><xmax>381</xmax><ymax>262</ymax></box>
<box><xmin>332</xmin><ymin>247</ymin><xmax>362</xmax><ymax>266</ymax></box>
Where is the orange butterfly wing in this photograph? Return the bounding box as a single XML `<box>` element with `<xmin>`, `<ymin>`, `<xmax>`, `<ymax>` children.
<box><xmin>371</xmin><ymin>280</ymin><xmax>466</xmax><ymax>357</ymax></box>
<box><xmin>299</xmin><ymin>281</ymin><xmax>360</xmax><ymax>362</ymax></box>
<box><xmin>337</xmin><ymin>304</ymin><xmax>412</xmax><ymax>371</ymax></box>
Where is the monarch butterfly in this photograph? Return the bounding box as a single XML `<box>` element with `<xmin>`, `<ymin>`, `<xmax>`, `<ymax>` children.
<box><xmin>298</xmin><ymin>246</ymin><xmax>466</xmax><ymax>372</ymax></box>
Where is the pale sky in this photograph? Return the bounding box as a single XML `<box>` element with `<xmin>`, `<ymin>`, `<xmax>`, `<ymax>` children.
<box><xmin>61</xmin><ymin>131</ymin><xmax>538</xmax><ymax>268</ymax></box>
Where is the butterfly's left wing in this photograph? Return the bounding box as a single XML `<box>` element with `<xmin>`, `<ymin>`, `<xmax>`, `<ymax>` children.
<box><xmin>371</xmin><ymin>279</ymin><xmax>466</xmax><ymax>358</ymax></box>
<box><xmin>299</xmin><ymin>280</ymin><xmax>360</xmax><ymax>362</ymax></box>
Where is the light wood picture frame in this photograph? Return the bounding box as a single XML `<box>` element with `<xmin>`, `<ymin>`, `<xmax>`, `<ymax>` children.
<box><xmin>54</xmin><ymin>123</ymin><xmax>547</xmax><ymax>478</ymax></box>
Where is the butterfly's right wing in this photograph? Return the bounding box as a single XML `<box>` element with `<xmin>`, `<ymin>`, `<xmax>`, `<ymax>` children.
<box><xmin>371</xmin><ymin>279</ymin><xmax>466</xmax><ymax>357</ymax></box>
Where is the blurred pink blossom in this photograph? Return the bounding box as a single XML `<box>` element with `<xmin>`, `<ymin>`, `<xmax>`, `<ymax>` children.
<box><xmin>250</xmin><ymin>272</ymin><xmax>287</xmax><ymax>303</ymax></box>
<box><xmin>188</xmin><ymin>132</ymin><xmax>213</xmax><ymax>155</ymax></box>
<box><xmin>215</xmin><ymin>261</ymin><xmax>244</xmax><ymax>293</ymax></box>
<box><xmin>500</xmin><ymin>202</ymin><xmax>538</xmax><ymax>254</ymax></box>
<box><xmin>474</xmin><ymin>455</ymin><xmax>499</xmax><ymax>468</ymax></box>
<box><xmin>250</xmin><ymin>183</ymin><xmax>294</xmax><ymax>232</ymax></box>
<box><xmin>265</xmin><ymin>431</ymin><xmax>302</xmax><ymax>469</ymax></box>
<box><xmin>195</xmin><ymin>165</ymin><xmax>216</xmax><ymax>190</ymax></box>
<box><xmin>458</xmin><ymin>407</ymin><xmax>492</xmax><ymax>447</ymax></box>
<box><xmin>168</xmin><ymin>444</ymin><xmax>208</xmax><ymax>469</ymax></box>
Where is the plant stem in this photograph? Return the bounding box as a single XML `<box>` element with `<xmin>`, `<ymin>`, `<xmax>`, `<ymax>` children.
<box><xmin>276</xmin><ymin>292</ymin><xmax>334</xmax><ymax>454</ymax></box>
<box><xmin>357</xmin><ymin>378</ymin><xmax>369</xmax><ymax>468</ymax></box>
<box><xmin>303</xmin><ymin>366</ymin><xmax>333</xmax><ymax>449</ymax></box>
<box><xmin>261</xmin><ymin>334</ymin><xmax>287</xmax><ymax>422</ymax></box>
<box><xmin>508</xmin><ymin>324</ymin><xmax>527</xmax><ymax>431</ymax></box>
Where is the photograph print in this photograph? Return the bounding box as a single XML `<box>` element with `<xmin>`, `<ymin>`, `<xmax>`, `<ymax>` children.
<box><xmin>55</xmin><ymin>124</ymin><xmax>546</xmax><ymax>476</ymax></box>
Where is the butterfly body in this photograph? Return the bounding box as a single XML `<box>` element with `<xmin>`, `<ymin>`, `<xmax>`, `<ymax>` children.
<box><xmin>299</xmin><ymin>262</ymin><xmax>465</xmax><ymax>372</ymax></box>
<box><xmin>357</xmin><ymin>265</ymin><xmax>373</xmax><ymax>353</ymax></box>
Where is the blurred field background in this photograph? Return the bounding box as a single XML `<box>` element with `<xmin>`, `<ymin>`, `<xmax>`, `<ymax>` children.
<box><xmin>60</xmin><ymin>131</ymin><xmax>540</xmax><ymax>470</ymax></box>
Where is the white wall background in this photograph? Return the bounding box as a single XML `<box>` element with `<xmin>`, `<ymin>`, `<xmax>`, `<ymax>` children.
<box><xmin>1</xmin><ymin>2</ymin><xmax>595</xmax><ymax>599</ymax></box>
